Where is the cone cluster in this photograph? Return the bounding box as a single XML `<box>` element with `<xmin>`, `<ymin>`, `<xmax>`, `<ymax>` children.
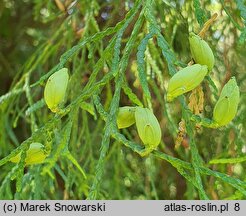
<box><xmin>117</xmin><ymin>106</ymin><xmax>161</xmax><ymax>154</ymax></box>
<box><xmin>167</xmin><ymin>32</ymin><xmax>240</xmax><ymax>127</ymax></box>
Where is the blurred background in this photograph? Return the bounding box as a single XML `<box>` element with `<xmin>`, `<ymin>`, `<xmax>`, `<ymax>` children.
<box><xmin>0</xmin><ymin>0</ymin><xmax>245</xmax><ymax>199</ymax></box>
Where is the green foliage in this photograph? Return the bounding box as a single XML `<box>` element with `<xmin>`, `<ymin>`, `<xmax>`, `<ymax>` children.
<box><xmin>193</xmin><ymin>0</ymin><xmax>207</xmax><ymax>26</ymax></box>
<box><xmin>0</xmin><ymin>0</ymin><xmax>246</xmax><ymax>200</ymax></box>
<box><xmin>137</xmin><ymin>33</ymin><xmax>154</xmax><ymax>100</ymax></box>
<box><xmin>221</xmin><ymin>0</ymin><xmax>246</xmax><ymax>44</ymax></box>
<box><xmin>236</xmin><ymin>0</ymin><xmax>246</xmax><ymax>43</ymax></box>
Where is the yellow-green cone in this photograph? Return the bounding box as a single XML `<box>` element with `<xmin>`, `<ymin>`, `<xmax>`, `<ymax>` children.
<box><xmin>44</xmin><ymin>68</ymin><xmax>69</xmax><ymax>112</ymax></box>
<box><xmin>167</xmin><ymin>64</ymin><xmax>208</xmax><ymax>101</ymax></box>
<box><xmin>189</xmin><ymin>32</ymin><xmax>215</xmax><ymax>72</ymax></box>
<box><xmin>117</xmin><ymin>106</ymin><xmax>136</xmax><ymax>129</ymax></box>
<box><xmin>213</xmin><ymin>77</ymin><xmax>240</xmax><ymax>127</ymax></box>
<box><xmin>135</xmin><ymin>107</ymin><xmax>161</xmax><ymax>150</ymax></box>
<box><xmin>10</xmin><ymin>143</ymin><xmax>47</xmax><ymax>165</ymax></box>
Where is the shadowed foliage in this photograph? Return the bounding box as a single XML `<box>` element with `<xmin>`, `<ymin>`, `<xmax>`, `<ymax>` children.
<box><xmin>0</xmin><ymin>0</ymin><xmax>245</xmax><ymax>200</ymax></box>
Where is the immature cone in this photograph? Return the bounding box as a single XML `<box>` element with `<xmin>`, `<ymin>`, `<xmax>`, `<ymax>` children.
<box><xmin>135</xmin><ymin>107</ymin><xmax>161</xmax><ymax>150</ymax></box>
<box><xmin>44</xmin><ymin>68</ymin><xmax>69</xmax><ymax>112</ymax></box>
<box><xmin>189</xmin><ymin>32</ymin><xmax>215</xmax><ymax>72</ymax></box>
<box><xmin>213</xmin><ymin>77</ymin><xmax>240</xmax><ymax>127</ymax></box>
<box><xmin>167</xmin><ymin>64</ymin><xmax>208</xmax><ymax>101</ymax></box>
<box><xmin>117</xmin><ymin>106</ymin><xmax>136</xmax><ymax>129</ymax></box>
<box><xmin>10</xmin><ymin>143</ymin><xmax>47</xmax><ymax>165</ymax></box>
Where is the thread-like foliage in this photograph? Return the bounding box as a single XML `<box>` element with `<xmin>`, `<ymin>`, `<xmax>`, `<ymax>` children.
<box><xmin>193</xmin><ymin>0</ymin><xmax>207</xmax><ymax>26</ymax></box>
<box><xmin>0</xmin><ymin>0</ymin><xmax>245</xmax><ymax>200</ymax></box>
<box><xmin>236</xmin><ymin>0</ymin><xmax>246</xmax><ymax>44</ymax></box>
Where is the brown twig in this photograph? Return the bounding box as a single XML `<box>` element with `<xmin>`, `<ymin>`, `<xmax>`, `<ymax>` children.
<box><xmin>55</xmin><ymin>0</ymin><xmax>66</xmax><ymax>12</ymax></box>
<box><xmin>198</xmin><ymin>13</ymin><xmax>218</xmax><ymax>39</ymax></box>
